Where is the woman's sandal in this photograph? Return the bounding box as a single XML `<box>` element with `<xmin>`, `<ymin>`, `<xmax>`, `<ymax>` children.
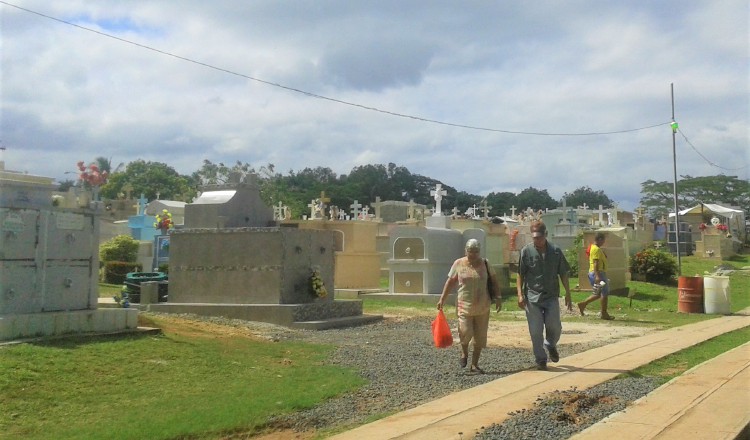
<box><xmin>469</xmin><ymin>365</ymin><xmax>484</xmax><ymax>374</ymax></box>
<box><xmin>460</xmin><ymin>357</ymin><xmax>467</xmax><ymax>368</ymax></box>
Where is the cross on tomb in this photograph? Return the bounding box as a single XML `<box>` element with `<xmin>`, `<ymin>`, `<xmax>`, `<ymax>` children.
<box><xmin>319</xmin><ymin>191</ymin><xmax>331</xmax><ymax>205</ymax></box>
<box><xmin>361</xmin><ymin>205</ymin><xmax>370</xmax><ymax>219</ymax></box>
<box><xmin>155</xmin><ymin>191</ymin><xmax>160</xmax><ymax>200</ymax></box>
<box><xmin>594</xmin><ymin>204</ymin><xmax>607</xmax><ymax>227</ymax></box>
<box><xmin>634</xmin><ymin>206</ymin><xmax>647</xmax><ymax>230</ymax></box>
<box><xmin>371</xmin><ymin>196</ymin><xmax>383</xmax><ymax>220</ymax></box>
<box><xmin>137</xmin><ymin>193</ymin><xmax>148</xmax><ymax>215</ymax></box>
<box><xmin>430</xmin><ymin>184</ymin><xmax>447</xmax><ymax>217</ymax></box>
<box><xmin>451</xmin><ymin>206</ymin><xmax>459</xmax><ymax>218</ymax></box>
<box><xmin>273</xmin><ymin>201</ymin><xmax>285</xmax><ymax>220</ymax></box>
<box><xmin>407</xmin><ymin>199</ymin><xmax>416</xmax><ymax>220</ymax></box>
<box><xmin>609</xmin><ymin>203</ymin><xmax>621</xmax><ymax>226</ymax></box>
<box><xmin>350</xmin><ymin>200</ymin><xmax>362</xmax><ymax>219</ymax></box>
<box><xmin>480</xmin><ymin>199</ymin><xmax>492</xmax><ymax>219</ymax></box>
<box><xmin>578</xmin><ymin>203</ymin><xmax>589</xmax><ymax>210</ymax></box>
<box><xmin>510</xmin><ymin>205</ymin><xmax>517</xmax><ymax>218</ymax></box>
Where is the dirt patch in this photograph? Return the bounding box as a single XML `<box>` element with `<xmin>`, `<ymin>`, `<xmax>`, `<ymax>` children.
<box><xmin>486</xmin><ymin>320</ymin><xmax>654</xmax><ymax>349</ymax></box>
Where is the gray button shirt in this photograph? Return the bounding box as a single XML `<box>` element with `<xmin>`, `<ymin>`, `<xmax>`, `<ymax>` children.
<box><xmin>518</xmin><ymin>241</ymin><xmax>570</xmax><ymax>303</ymax></box>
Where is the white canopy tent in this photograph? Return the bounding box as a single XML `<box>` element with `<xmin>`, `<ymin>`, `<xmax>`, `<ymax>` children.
<box><xmin>670</xmin><ymin>202</ymin><xmax>746</xmax><ymax>242</ymax></box>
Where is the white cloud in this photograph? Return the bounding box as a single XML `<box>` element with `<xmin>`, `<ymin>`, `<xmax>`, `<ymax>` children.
<box><xmin>1</xmin><ymin>0</ymin><xmax>747</xmax><ymax>211</ymax></box>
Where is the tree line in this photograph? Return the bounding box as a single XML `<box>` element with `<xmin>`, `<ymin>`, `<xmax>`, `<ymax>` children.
<box><xmin>61</xmin><ymin>158</ymin><xmax>748</xmax><ymax>220</ymax></box>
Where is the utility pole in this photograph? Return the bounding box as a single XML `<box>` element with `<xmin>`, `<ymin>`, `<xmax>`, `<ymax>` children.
<box><xmin>670</xmin><ymin>83</ymin><xmax>682</xmax><ymax>275</ymax></box>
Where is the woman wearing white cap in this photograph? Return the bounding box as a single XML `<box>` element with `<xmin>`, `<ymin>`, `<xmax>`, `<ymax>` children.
<box><xmin>437</xmin><ymin>238</ymin><xmax>501</xmax><ymax>374</ymax></box>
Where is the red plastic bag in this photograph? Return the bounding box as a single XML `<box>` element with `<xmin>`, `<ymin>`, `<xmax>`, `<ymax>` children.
<box><xmin>431</xmin><ymin>310</ymin><xmax>453</xmax><ymax>348</ymax></box>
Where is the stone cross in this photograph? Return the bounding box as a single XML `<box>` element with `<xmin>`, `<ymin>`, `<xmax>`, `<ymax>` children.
<box><xmin>338</xmin><ymin>207</ymin><xmax>346</xmax><ymax>220</ymax></box>
<box><xmin>319</xmin><ymin>191</ymin><xmax>331</xmax><ymax>203</ymax></box>
<box><xmin>561</xmin><ymin>198</ymin><xmax>574</xmax><ymax>223</ymax></box>
<box><xmin>137</xmin><ymin>193</ymin><xmax>148</xmax><ymax>215</ymax></box>
<box><xmin>594</xmin><ymin>204</ymin><xmax>607</xmax><ymax>226</ymax></box>
<box><xmin>350</xmin><ymin>200</ymin><xmax>362</xmax><ymax>219</ymax></box>
<box><xmin>635</xmin><ymin>206</ymin><xmax>647</xmax><ymax>230</ymax></box>
<box><xmin>361</xmin><ymin>205</ymin><xmax>370</xmax><ymax>219</ymax></box>
<box><xmin>430</xmin><ymin>184</ymin><xmax>447</xmax><ymax>217</ymax></box>
<box><xmin>371</xmin><ymin>196</ymin><xmax>383</xmax><ymax>220</ymax></box>
<box><xmin>308</xmin><ymin>199</ymin><xmax>318</xmax><ymax>219</ymax></box>
<box><xmin>273</xmin><ymin>201</ymin><xmax>285</xmax><ymax>220</ymax></box>
<box><xmin>609</xmin><ymin>203</ymin><xmax>620</xmax><ymax>226</ymax></box>
<box><xmin>480</xmin><ymin>200</ymin><xmax>492</xmax><ymax>219</ymax></box>
<box><xmin>578</xmin><ymin>202</ymin><xmax>589</xmax><ymax>210</ymax></box>
<box><xmin>451</xmin><ymin>206</ymin><xmax>459</xmax><ymax>218</ymax></box>
<box><xmin>155</xmin><ymin>191</ymin><xmax>160</xmax><ymax>200</ymax></box>
<box><xmin>407</xmin><ymin>199</ymin><xmax>416</xmax><ymax>221</ymax></box>
<box><xmin>510</xmin><ymin>205</ymin><xmax>517</xmax><ymax>218</ymax></box>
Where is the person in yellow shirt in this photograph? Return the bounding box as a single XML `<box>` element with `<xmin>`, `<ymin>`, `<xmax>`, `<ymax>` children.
<box><xmin>577</xmin><ymin>232</ymin><xmax>614</xmax><ymax>320</ymax></box>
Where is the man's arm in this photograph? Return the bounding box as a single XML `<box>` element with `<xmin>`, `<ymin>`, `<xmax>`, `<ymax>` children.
<box><xmin>560</xmin><ymin>273</ymin><xmax>572</xmax><ymax>311</ymax></box>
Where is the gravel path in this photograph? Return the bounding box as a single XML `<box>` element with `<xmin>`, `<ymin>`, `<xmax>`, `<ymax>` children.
<box><xmin>157</xmin><ymin>313</ymin><xmax>662</xmax><ymax>439</ymax></box>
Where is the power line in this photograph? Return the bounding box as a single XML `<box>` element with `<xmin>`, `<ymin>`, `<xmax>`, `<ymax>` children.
<box><xmin>2</xmin><ymin>1</ymin><xmax>672</xmax><ymax>136</ymax></box>
<box><xmin>677</xmin><ymin>129</ymin><xmax>748</xmax><ymax>171</ymax></box>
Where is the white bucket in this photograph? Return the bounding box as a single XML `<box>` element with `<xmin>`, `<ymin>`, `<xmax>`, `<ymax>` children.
<box><xmin>703</xmin><ymin>275</ymin><xmax>731</xmax><ymax>315</ymax></box>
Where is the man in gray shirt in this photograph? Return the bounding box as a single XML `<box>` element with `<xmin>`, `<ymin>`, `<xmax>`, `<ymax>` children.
<box><xmin>517</xmin><ymin>221</ymin><xmax>572</xmax><ymax>370</ymax></box>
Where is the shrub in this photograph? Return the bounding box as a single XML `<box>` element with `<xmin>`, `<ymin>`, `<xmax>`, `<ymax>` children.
<box><xmin>564</xmin><ymin>231</ymin><xmax>584</xmax><ymax>278</ymax></box>
<box><xmin>102</xmin><ymin>261</ymin><xmax>143</xmax><ymax>285</ymax></box>
<box><xmin>100</xmin><ymin>235</ymin><xmax>139</xmax><ymax>263</ymax></box>
<box><xmin>630</xmin><ymin>248</ymin><xmax>678</xmax><ymax>284</ymax></box>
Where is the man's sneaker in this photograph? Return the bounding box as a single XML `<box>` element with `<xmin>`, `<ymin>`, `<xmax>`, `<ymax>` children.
<box><xmin>547</xmin><ymin>345</ymin><xmax>559</xmax><ymax>363</ymax></box>
<box><xmin>536</xmin><ymin>361</ymin><xmax>548</xmax><ymax>371</ymax></box>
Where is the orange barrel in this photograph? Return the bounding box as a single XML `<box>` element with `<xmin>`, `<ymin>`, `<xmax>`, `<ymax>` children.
<box><xmin>677</xmin><ymin>276</ymin><xmax>704</xmax><ymax>313</ymax></box>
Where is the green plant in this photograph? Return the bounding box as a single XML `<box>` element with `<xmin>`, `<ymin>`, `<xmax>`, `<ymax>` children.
<box><xmin>99</xmin><ymin>234</ymin><xmax>139</xmax><ymax>263</ymax></box>
<box><xmin>102</xmin><ymin>261</ymin><xmax>143</xmax><ymax>284</ymax></box>
<box><xmin>157</xmin><ymin>263</ymin><xmax>169</xmax><ymax>274</ymax></box>
<box><xmin>630</xmin><ymin>248</ymin><xmax>677</xmax><ymax>284</ymax></box>
<box><xmin>564</xmin><ymin>231</ymin><xmax>584</xmax><ymax>277</ymax></box>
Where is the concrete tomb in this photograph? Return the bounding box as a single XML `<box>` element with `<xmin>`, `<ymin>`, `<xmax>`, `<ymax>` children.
<box><xmin>388</xmin><ymin>225</ymin><xmax>482</xmax><ymax>295</ymax></box>
<box><xmin>149</xmin><ymin>178</ymin><xmax>380</xmax><ymax>329</ymax></box>
<box><xmin>0</xmin><ymin>165</ymin><xmax>137</xmax><ymax>341</ymax></box>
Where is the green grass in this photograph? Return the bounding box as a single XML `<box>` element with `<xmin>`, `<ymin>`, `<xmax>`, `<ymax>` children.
<box><xmin>0</xmin><ymin>315</ymin><xmax>364</xmax><ymax>440</ymax></box>
<box><xmin>99</xmin><ymin>283</ymin><xmax>122</xmax><ymax>298</ymax></box>
<box><xmin>621</xmin><ymin>326</ymin><xmax>750</xmax><ymax>384</ymax></box>
<box><xmin>11</xmin><ymin>253</ymin><xmax>747</xmax><ymax>439</ymax></box>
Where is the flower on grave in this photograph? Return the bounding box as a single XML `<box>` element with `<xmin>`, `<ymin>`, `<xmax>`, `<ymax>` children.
<box><xmin>698</xmin><ymin>223</ymin><xmax>707</xmax><ymax>231</ymax></box>
<box><xmin>309</xmin><ymin>268</ymin><xmax>328</xmax><ymax>298</ymax></box>
<box><xmin>716</xmin><ymin>224</ymin><xmax>728</xmax><ymax>232</ymax></box>
<box><xmin>153</xmin><ymin>209</ymin><xmax>174</xmax><ymax>231</ymax></box>
<box><xmin>76</xmin><ymin>161</ymin><xmax>108</xmax><ymax>187</ymax></box>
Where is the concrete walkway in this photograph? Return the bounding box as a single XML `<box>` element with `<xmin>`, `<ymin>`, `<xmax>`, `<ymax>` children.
<box><xmin>330</xmin><ymin>312</ymin><xmax>750</xmax><ymax>440</ymax></box>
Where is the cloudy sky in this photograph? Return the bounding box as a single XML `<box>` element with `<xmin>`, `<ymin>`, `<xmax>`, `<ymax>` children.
<box><xmin>1</xmin><ymin>1</ymin><xmax>747</xmax><ymax>211</ymax></box>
